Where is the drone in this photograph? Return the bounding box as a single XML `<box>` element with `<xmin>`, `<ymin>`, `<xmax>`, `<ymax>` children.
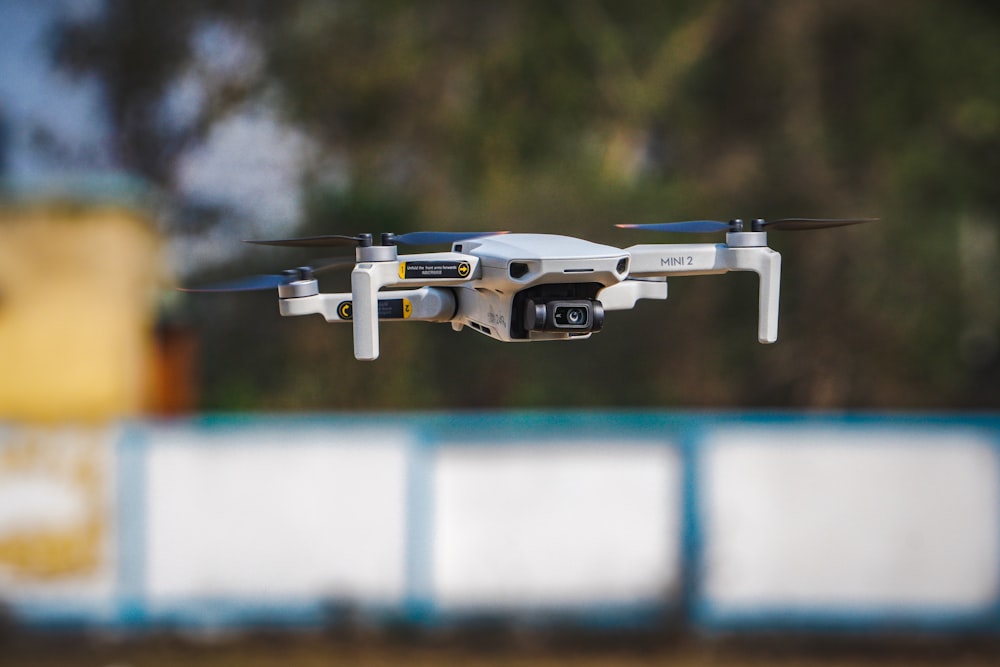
<box><xmin>184</xmin><ymin>218</ymin><xmax>876</xmax><ymax>360</ymax></box>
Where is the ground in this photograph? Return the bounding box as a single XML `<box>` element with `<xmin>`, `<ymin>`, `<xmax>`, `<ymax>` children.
<box><xmin>3</xmin><ymin>633</ymin><xmax>999</xmax><ymax>667</ymax></box>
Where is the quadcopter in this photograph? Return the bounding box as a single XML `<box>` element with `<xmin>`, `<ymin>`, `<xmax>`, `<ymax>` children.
<box><xmin>184</xmin><ymin>218</ymin><xmax>875</xmax><ymax>360</ymax></box>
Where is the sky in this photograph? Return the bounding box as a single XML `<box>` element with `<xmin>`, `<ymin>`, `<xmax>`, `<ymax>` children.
<box><xmin>0</xmin><ymin>0</ymin><xmax>112</xmax><ymax>184</ymax></box>
<box><xmin>0</xmin><ymin>0</ymin><xmax>309</xmax><ymax>265</ymax></box>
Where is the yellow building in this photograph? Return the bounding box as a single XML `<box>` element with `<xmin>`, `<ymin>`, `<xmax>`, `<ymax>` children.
<box><xmin>0</xmin><ymin>200</ymin><xmax>164</xmax><ymax>422</ymax></box>
<box><xmin>0</xmin><ymin>196</ymin><xmax>167</xmax><ymax>587</ymax></box>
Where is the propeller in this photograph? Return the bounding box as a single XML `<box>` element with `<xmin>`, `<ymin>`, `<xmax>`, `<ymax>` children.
<box><xmin>761</xmin><ymin>217</ymin><xmax>879</xmax><ymax>231</ymax></box>
<box><xmin>617</xmin><ymin>217</ymin><xmax>878</xmax><ymax>233</ymax></box>
<box><xmin>184</xmin><ymin>229</ymin><xmax>508</xmax><ymax>292</ymax></box>
<box><xmin>245</xmin><ymin>230</ymin><xmax>507</xmax><ymax>248</ymax></box>
<box><xmin>180</xmin><ymin>257</ymin><xmax>355</xmax><ymax>293</ymax></box>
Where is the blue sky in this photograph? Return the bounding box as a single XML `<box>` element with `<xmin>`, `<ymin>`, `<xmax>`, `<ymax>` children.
<box><xmin>0</xmin><ymin>1</ymin><xmax>310</xmax><ymax>251</ymax></box>
<box><xmin>0</xmin><ymin>0</ymin><xmax>112</xmax><ymax>184</ymax></box>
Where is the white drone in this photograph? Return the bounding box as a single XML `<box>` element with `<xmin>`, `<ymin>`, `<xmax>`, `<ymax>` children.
<box><xmin>185</xmin><ymin>218</ymin><xmax>875</xmax><ymax>360</ymax></box>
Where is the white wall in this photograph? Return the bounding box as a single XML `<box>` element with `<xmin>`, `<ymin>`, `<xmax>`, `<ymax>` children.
<box><xmin>431</xmin><ymin>441</ymin><xmax>681</xmax><ymax>608</ymax></box>
<box><xmin>2</xmin><ymin>414</ymin><xmax>1000</xmax><ymax>631</ymax></box>
<box><xmin>145</xmin><ymin>425</ymin><xmax>412</xmax><ymax>604</ymax></box>
<box><xmin>700</xmin><ymin>426</ymin><xmax>1000</xmax><ymax>614</ymax></box>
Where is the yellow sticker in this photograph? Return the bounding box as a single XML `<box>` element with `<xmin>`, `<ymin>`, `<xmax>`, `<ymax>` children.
<box><xmin>399</xmin><ymin>261</ymin><xmax>471</xmax><ymax>280</ymax></box>
<box><xmin>338</xmin><ymin>299</ymin><xmax>410</xmax><ymax>319</ymax></box>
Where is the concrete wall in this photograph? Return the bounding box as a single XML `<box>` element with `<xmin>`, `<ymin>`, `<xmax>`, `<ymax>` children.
<box><xmin>1</xmin><ymin>412</ymin><xmax>998</xmax><ymax>633</ymax></box>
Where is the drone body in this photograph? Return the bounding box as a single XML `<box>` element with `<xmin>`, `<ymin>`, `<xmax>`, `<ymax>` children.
<box><xmin>186</xmin><ymin>218</ymin><xmax>873</xmax><ymax>360</ymax></box>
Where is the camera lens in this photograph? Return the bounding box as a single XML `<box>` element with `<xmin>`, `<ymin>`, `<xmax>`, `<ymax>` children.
<box><xmin>525</xmin><ymin>301</ymin><xmax>547</xmax><ymax>330</ymax></box>
<box><xmin>553</xmin><ymin>304</ymin><xmax>589</xmax><ymax>328</ymax></box>
<box><xmin>517</xmin><ymin>295</ymin><xmax>604</xmax><ymax>336</ymax></box>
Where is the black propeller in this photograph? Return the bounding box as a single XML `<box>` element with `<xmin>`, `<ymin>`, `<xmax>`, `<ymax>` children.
<box><xmin>245</xmin><ymin>230</ymin><xmax>507</xmax><ymax>248</ymax></box>
<box><xmin>180</xmin><ymin>257</ymin><xmax>355</xmax><ymax>293</ymax></box>
<box><xmin>617</xmin><ymin>217</ymin><xmax>878</xmax><ymax>234</ymax></box>
<box><xmin>185</xmin><ymin>230</ymin><xmax>507</xmax><ymax>292</ymax></box>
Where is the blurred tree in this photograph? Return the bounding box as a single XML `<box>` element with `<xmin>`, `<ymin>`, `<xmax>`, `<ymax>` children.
<box><xmin>53</xmin><ymin>0</ymin><xmax>1000</xmax><ymax>409</ymax></box>
<box><xmin>52</xmin><ymin>0</ymin><xmax>282</xmax><ymax>183</ymax></box>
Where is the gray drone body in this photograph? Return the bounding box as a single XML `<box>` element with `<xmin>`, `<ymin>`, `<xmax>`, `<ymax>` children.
<box><xmin>186</xmin><ymin>218</ymin><xmax>874</xmax><ymax>360</ymax></box>
<box><xmin>450</xmin><ymin>234</ymin><xmax>630</xmax><ymax>343</ymax></box>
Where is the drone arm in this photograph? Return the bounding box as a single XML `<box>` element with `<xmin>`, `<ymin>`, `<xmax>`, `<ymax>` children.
<box><xmin>625</xmin><ymin>243</ymin><xmax>780</xmax><ymax>343</ymax></box>
<box><xmin>598</xmin><ymin>278</ymin><xmax>668</xmax><ymax>311</ymax></box>
<box><xmin>626</xmin><ymin>243</ymin><xmax>728</xmax><ymax>276</ymax></box>
<box><xmin>279</xmin><ymin>287</ymin><xmax>456</xmax><ymax>322</ymax></box>
<box><xmin>352</xmin><ymin>253</ymin><xmax>481</xmax><ymax>360</ymax></box>
<box><xmin>725</xmin><ymin>247</ymin><xmax>781</xmax><ymax>344</ymax></box>
<box><xmin>352</xmin><ymin>262</ymin><xmax>401</xmax><ymax>360</ymax></box>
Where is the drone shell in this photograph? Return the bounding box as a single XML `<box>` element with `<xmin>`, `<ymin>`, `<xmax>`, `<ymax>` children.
<box><xmin>455</xmin><ymin>233</ymin><xmax>630</xmax><ymax>291</ymax></box>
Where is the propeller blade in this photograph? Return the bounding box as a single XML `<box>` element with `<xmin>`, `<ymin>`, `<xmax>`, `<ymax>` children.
<box><xmin>181</xmin><ymin>257</ymin><xmax>360</xmax><ymax>292</ymax></box>
<box><xmin>311</xmin><ymin>257</ymin><xmax>357</xmax><ymax>275</ymax></box>
<box><xmin>245</xmin><ymin>231</ymin><xmax>506</xmax><ymax>247</ymax></box>
<box><xmin>763</xmin><ymin>217</ymin><xmax>879</xmax><ymax>231</ymax></box>
<box><xmin>244</xmin><ymin>234</ymin><xmax>365</xmax><ymax>248</ymax></box>
<box><xmin>617</xmin><ymin>220</ymin><xmax>731</xmax><ymax>233</ymax></box>
<box><xmin>394</xmin><ymin>230</ymin><xmax>507</xmax><ymax>245</ymax></box>
<box><xmin>179</xmin><ymin>273</ymin><xmax>295</xmax><ymax>293</ymax></box>
<box><xmin>618</xmin><ymin>218</ymin><xmax>878</xmax><ymax>234</ymax></box>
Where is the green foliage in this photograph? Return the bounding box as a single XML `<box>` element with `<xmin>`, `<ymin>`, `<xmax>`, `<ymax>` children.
<box><xmin>58</xmin><ymin>0</ymin><xmax>1000</xmax><ymax>409</ymax></box>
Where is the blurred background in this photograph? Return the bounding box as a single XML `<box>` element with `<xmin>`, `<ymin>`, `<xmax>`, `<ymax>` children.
<box><xmin>2</xmin><ymin>0</ymin><xmax>1000</xmax><ymax>665</ymax></box>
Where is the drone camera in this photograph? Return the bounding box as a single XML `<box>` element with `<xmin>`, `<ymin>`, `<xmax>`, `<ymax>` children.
<box><xmin>525</xmin><ymin>298</ymin><xmax>604</xmax><ymax>333</ymax></box>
